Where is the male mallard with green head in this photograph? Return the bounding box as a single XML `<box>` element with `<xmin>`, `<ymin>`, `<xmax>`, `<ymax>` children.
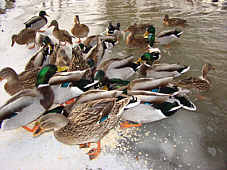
<box><xmin>0</xmin><ymin>79</ymin><xmax>84</xmax><ymax>131</ymax></box>
<box><xmin>24</xmin><ymin>10</ymin><xmax>49</xmax><ymax>32</ymax></box>
<box><xmin>144</xmin><ymin>25</ymin><xmax>183</xmax><ymax>46</ymax></box>
<box><xmin>11</xmin><ymin>28</ymin><xmax>37</xmax><ymax>49</ymax></box>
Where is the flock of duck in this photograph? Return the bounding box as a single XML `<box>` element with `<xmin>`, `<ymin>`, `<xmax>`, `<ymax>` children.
<box><xmin>0</xmin><ymin>11</ymin><xmax>215</xmax><ymax>160</ymax></box>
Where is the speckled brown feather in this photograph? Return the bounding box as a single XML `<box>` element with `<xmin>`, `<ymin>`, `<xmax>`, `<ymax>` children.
<box><xmin>53</xmin><ymin>97</ymin><xmax>129</xmax><ymax>145</ymax></box>
<box><xmin>71</xmin><ymin>16</ymin><xmax>89</xmax><ymax>38</ymax></box>
<box><xmin>11</xmin><ymin>28</ymin><xmax>36</xmax><ymax>46</ymax></box>
<box><xmin>0</xmin><ymin>67</ymin><xmax>40</xmax><ymax>95</ymax></box>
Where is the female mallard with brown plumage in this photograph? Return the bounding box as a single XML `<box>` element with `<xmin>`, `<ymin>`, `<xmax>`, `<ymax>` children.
<box><xmin>176</xmin><ymin>63</ymin><xmax>215</xmax><ymax>91</ymax></box>
<box><xmin>71</xmin><ymin>15</ymin><xmax>89</xmax><ymax>43</ymax></box>
<box><xmin>125</xmin><ymin>23</ymin><xmax>151</xmax><ymax>34</ymax></box>
<box><xmin>33</xmin><ymin>90</ymin><xmax>130</xmax><ymax>160</ymax></box>
<box><xmin>48</xmin><ymin>20</ymin><xmax>73</xmax><ymax>46</ymax></box>
<box><xmin>124</xmin><ymin>28</ymin><xmax>149</xmax><ymax>48</ymax></box>
<box><xmin>11</xmin><ymin>28</ymin><xmax>37</xmax><ymax>49</ymax></box>
<box><xmin>163</xmin><ymin>14</ymin><xmax>187</xmax><ymax>27</ymax></box>
<box><xmin>0</xmin><ymin>67</ymin><xmax>40</xmax><ymax>95</ymax></box>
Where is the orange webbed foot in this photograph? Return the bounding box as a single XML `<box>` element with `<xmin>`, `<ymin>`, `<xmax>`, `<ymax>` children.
<box><xmin>28</xmin><ymin>43</ymin><xmax>35</xmax><ymax>49</ymax></box>
<box><xmin>79</xmin><ymin>143</ymin><xmax>91</xmax><ymax>148</ymax></box>
<box><xmin>87</xmin><ymin>141</ymin><xmax>101</xmax><ymax>160</ymax></box>
<box><xmin>65</xmin><ymin>98</ymin><xmax>76</xmax><ymax>105</ymax></box>
<box><xmin>22</xmin><ymin>122</ymin><xmax>40</xmax><ymax>133</ymax></box>
<box><xmin>38</xmin><ymin>30</ymin><xmax>45</xmax><ymax>32</ymax></box>
<box><xmin>120</xmin><ymin>121</ymin><xmax>142</xmax><ymax>129</ymax></box>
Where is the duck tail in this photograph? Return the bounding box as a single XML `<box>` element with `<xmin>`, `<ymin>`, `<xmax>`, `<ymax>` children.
<box><xmin>174</xmin><ymin>95</ymin><xmax>197</xmax><ymax>111</ymax></box>
<box><xmin>175</xmin><ymin>29</ymin><xmax>183</xmax><ymax>37</ymax></box>
<box><xmin>177</xmin><ymin>66</ymin><xmax>190</xmax><ymax>74</ymax></box>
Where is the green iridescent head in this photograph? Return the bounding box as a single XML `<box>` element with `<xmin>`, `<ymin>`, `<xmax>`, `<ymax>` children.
<box><xmin>78</xmin><ymin>43</ymin><xmax>85</xmax><ymax>50</ymax></box>
<box><xmin>94</xmin><ymin>70</ymin><xmax>105</xmax><ymax>81</ymax></box>
<box><xmin>42</xmin><ymin>36</ymin><xmax>51</xmax><ymax>46</ymax></box>
<box><xmin>141</xmin><ymin>52</ymin><xmax>154</xmax><ymax>61</ymax></box>
<box><xmin>147</xmin><ymin>25</ymin><xmax>155</xmax><ymax>34</ymax></box>
<box><xmin>36</xmin><ymin>64</ymin><xmax>57</xmax><ymax>87</ymax></box>
<box><xmin>141</xmin><ymin>51</ymin><xmax>160</xmax><ymax>65</ymax></box>
<box><xmin>148</xmin><ymin>33</ymin><xmax>155</xmax><ymax>47</ymax></box>
<box><xmin>39</xmin><ymin>11</ymin><xmax>48</xmax><ymax>17</ymax></box>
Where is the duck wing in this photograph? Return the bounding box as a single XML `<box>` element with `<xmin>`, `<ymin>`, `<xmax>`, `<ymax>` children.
<box><xmin>0</xmin><ymin>89</ymin><xmax>46</xmax><ymax>130</ymax></box>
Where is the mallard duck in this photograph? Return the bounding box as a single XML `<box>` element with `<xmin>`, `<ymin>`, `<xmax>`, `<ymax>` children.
<box><xmin>11</xmin><ymin>28</ymin><xmax>37</xmax><ymax>49</ymax></box>
<box><xmin>106</xmin><ymin>22</ymin><xmax>121</xmax><ymax>36</ymax></box>
<box><xmin>32</xmin><ymin>90</ymin><xmax>130</xmax><ymax>159</ymax></box>
<box><xmin>48</xmin><ymin>20</ymin><xmax>73</xmax><ymax>45</ymax></box>
<box><xmin>163</xmin><ymin>14</ymin><xmax>186</xmax><ymax>27</ymax></box>
<box><xmin>124</xmin><ymin>29</ymin><xmax>149</xmax><ymax>48</ymax></box>
<box><xmin>157</xmin><ymin>29</ymin><xmax>183</xmax><ymax>45</ymax></box>
<box><xmin>144</xmin><ymin>25</ymin><xmax>183</xmax><ymax>46</ymax></box>
<box><xmin>0</xmin><ymin>84</ymin><xmax>83</xmax><ymax>131</ymax></box>
<box><xmin>83</xmin><ymin>36</ymin><xmax>105</xmax><ymax>66</ymax></box>
<box><xmin>138</xmin><ymin>63</ymin><xmax>190</xmax><ymax>79</ymax></box>
<box><xmin>176</xmin><ymin>63</ymin><xmax>215</xmax><ymax>91</ymax></box>
<box><xmin>71</xmin><ymin>15</ymin><xmax>89</xmax><ymax>43</ymax></box>
<box><xmin>121</xmin><ymin>98</ymin><xmax>182</xmax><ymax>124</ymax></box>
<box><xmin>35</xmin><ymin>64</ymin><xmax>94</xmax><ymax>92</ymax></box>
<box><xmin>125</xmin><ymin>23</ymin><xmax>151</xmax><ymax>34</ymax></box>
<box><xmin>96</xmin><ymin>56</ymin><xmax>140</xmax><ymax>80</ymax></box>
<box><xmin>25</xmin><ymin>37</ymin><xmax>56</xmax><ymax>71</ymax></box>
<box><xmin>0</xmin><ymin>67</ymin><xmax>40</xmax><ymax>96</ymax></box>
<box><xmin>138</xmin><ymin>47</ymin><xmax>161</xmax><ymax>65</ymax></box>
<box><xmin>126</xmin><ymin>77</ymin><xmax>196</xmax><ymax>111</ymax></box>
<box><xmin>24</xmin><ymin>11</ymin><xmax>49</xmax><ymax>31</ymax></box>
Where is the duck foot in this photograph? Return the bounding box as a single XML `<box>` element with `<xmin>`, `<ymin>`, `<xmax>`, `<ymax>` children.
<box><xmin>195</xmin><ymin>94</ymin><xmax>207</xmax><ymax>100</ymax></box>
<box><xmin>77</xmin><ymin>38</ymin><xmax>81</xmax><ymax>43</ymax></box>
<box><xmin>64</xmin><ymin>98</ymin><xmax>76</xmax><ymax>105</ymax></box>
<box><xmin>38</xmin><ymin>29</ymin><xmax>45</xmax><ymax>32</ymax></box>
<box><xmin>22</xmin><ymin>122</ymin><xmax>40</xmax><ymax>133</ymax></box>
<box><xmin>79</xmin><ymin>143</ymin><xmax>91</xmax><ymax>148</ymax></box>
<box><xmin>87</xmin><ymin>141</ymin><xmax>101</xmax><ymax>160</ymax></box>
<box><xmin>120</xmin><ymin>121</ymin><xmax>142</xmax><ymax>129</ymax></box>
<box><xmin>28</xmin><ymin>43</ymin><xmax>35</xmax><ymax>49</ymax></box>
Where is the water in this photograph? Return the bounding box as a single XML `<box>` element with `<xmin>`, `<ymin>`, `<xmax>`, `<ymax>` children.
<box><xmin>0</xmin><ymin>0</ymin><xmax>227</xmax><ymax>169</ymax></box>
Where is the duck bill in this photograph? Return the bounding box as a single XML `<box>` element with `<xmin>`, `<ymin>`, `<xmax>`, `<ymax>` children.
<box><xmin>11</xmin><ymin>40</ymin><xmax>15</xmax><ymax>47</ymax></box>
<box><xmin>135</xmin><ymin>57</ymin><xmax>142</xmax><ymax>64</ymax></box>
<box><xmin>57</xmin><ymin>65</ymin><xmax>69</xmax><ymax>72</ymax></box>
<box><xmin>144</xmin><ymin>31</ymin><xmax>149</xmax><ymax>39</ymax></box>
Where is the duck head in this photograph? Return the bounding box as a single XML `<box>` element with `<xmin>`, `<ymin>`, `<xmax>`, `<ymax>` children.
<box><xmin>144</xmin><ymin>25</ymin><xmax>156</xmax><ymax>47</ymax></box>
<box><xmin>36</xmin><ymin>64</ymin><xmax>58</xmax><ymax>87</ymax></box>
<box><xmin>0</xmin><ymin>67</ymin><xmax>17</xmax><ymax>81</ymax></box>
<box><xmin>163</xmin><ymin>14</ymin><xmax>169</xmax><ymax>23</ymax></box>
<box><xmin>48</xmin><ymin>20</ymin><xmax>58</xmax><ymax>28</ymax></box>
<box><xmin>11</xmin><ymin>34</ymin><xmax>17</xmax><ymax>47</ymax></box>
<box><xmin>202</xmin><ymin>63</ymin><xmax>215</xmax><ymax>81</ymax></box>
<box><xmin>39</xmin><ymin>10</ymin><xmax>49</xmax><ymax>17</ymax></box>
<box><xmin>74</xmin><ymin>15</ymin><xmax>80</xmax><ymax>24</ymax></box>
